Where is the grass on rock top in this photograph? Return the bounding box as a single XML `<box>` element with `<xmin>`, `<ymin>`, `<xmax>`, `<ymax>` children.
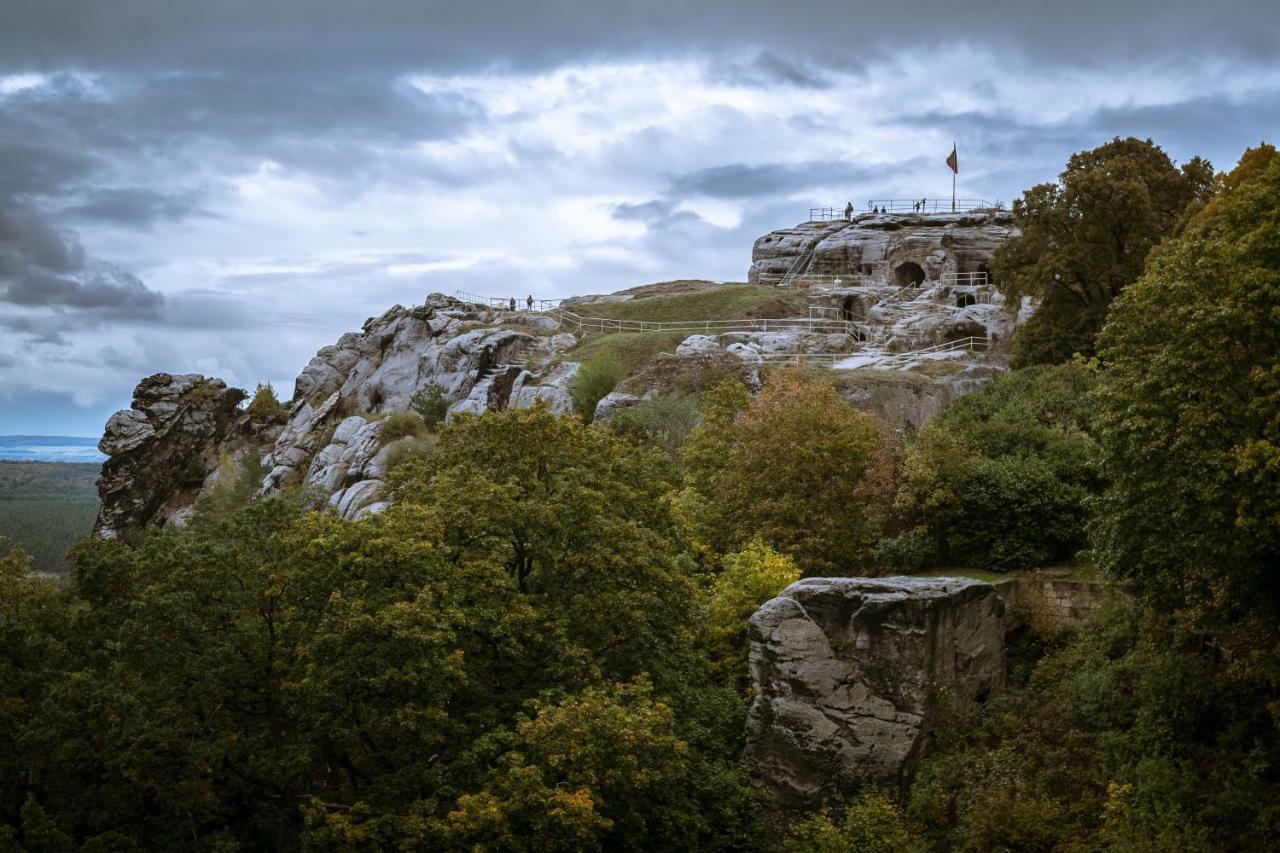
<box><xmin>570</xmin><ymin>331</ymin><xmax>689</xmax><ymax>376</ymax></box>
<box><xmin>570</xmin><ymin>284</ymin><xmax>807</xmax><ymax>323</ymax></box>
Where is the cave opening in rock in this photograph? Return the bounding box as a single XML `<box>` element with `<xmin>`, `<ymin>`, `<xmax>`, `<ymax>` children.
<box><xmin>956</xmin><ymin>293</ymin><xmax>977</xmax><ymax>308</ymax></box>
<box><xmin>841</xmin><ymin>295</ymin><xmax>860</xmax><ymax>320</ymax></box>
<box><xmin>894</xmin><ymin>261</ymin><xmax>926</xmax><ymax>287</ymax></box>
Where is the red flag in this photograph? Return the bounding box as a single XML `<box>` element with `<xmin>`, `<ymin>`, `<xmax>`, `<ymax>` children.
<box><xmin>946</xmin><ymin>144</ymin><xmax>958</xmax><ymax>174</ymax></box>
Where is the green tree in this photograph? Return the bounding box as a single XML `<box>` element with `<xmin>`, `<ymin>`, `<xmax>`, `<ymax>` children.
<box><xmin>683</xmin><ymin>370</ymin><xmax>893</xmax><ymax>575</ymax></box>
<box><xmin>887</xmin><ymin>362</ymin><xmax>1099</xmax><ymax>571</ymax></box>
<box><xmin>992</xmin><ymin>137</ymin><xmax>1213</xmax><ymax>366</ymax></box>
<box><xmin>246</xmin><ymin>382</ymin><xmax>286</xmax><ymax>422</ymax></box>
<box><xmin>705</xmin><ymin>540</ymin><xmax>800</xmax><ymax>685</ymax></box>
<box><xmin>1092</xmin><ymin>144</ymin><xmax>1280</xmax><ymax>622</ymax></box>
<box><xmin>408</xmin><ymin>383</ymin><xmax>450</xmax><ymax>431</ymax></box>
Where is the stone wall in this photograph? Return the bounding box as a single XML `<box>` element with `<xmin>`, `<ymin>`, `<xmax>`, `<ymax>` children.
<box><xmin>994</xmin><ymin>577</ymin><xmax>1129</xmax><ymax>633</ymax></box>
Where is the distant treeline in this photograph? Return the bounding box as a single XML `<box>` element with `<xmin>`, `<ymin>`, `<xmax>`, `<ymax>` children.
<box><xmin>0</xmin><ymin>461</ymin><xmax>100</xmax><ymax>573</ymax></box>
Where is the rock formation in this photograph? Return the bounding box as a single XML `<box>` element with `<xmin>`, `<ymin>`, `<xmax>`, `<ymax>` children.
<box><xmin>95</xmin><ymin>374</ymin><xmax>249</xmax><ymax>537</ymax></box>
<box><xmin>94</xmin><ymin>294</ymin><xmax>585</xmax><ymax>533</ymax></box>
<box><xmin>743</xmin><ymin>576</ymin><xmax>1005</xmax><ymax>809</ymax></box>
<box><xmin>744</xmin><ymin>210</ymin><xmax>1029</xmax><ymax>356</ymax></box>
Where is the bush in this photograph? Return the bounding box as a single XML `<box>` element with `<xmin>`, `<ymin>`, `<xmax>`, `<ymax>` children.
<box><xmin>570</xmin><ymin>353</ymin><xmax>625</xmax><ymax>422</ymax></box>
<box><xmin>409</xmin><ymin>383</ymin><xmax>450</xmax><ymax>431</ymax></box>
<box><xmin>787</xmin><ymin>790</ymin><xmax>921</xmax><ymax>853</ymax></box>
<box><xmin>246</xmin><ymin>383</ymin><xmax>286</xmax><ymax>423</ymax></box>
<box><xmin>888</xmin><ymin>362</ymin><xmax>1098</xmax><ymax>571</ymax></box>
<box><xmin>605</xmin><ymin>393</ymin><xmax>701</xmax><ymax>458</ymax></box>
<box><xmin>380</xmin><ymin>411</ymin><xmax>426</xmax><ymax>443</ymax></box>
<box><xmin>381</xmin><ymin>434</ymin><xmax>437</xmax><ymax>472</ymax></box>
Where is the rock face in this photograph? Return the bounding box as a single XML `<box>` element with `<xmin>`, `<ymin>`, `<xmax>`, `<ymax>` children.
<box><xmin>749</xmin><ymin>210</ymin><xmax>1017</xmax><ymax>286</ymax></box>
<box><xmin>745</xmin><ymin>210</ymin><xmax>1028</xmax><ymax>357</ymax></box>
<box><xmin>259</xmin><ymin>293</ymin><xmax>580</xmax><ymax>520</ymax></box>
<box><xmin>95</xmin><ymin>374</ymin><xmax>248</xmax><ymax>538</ymax></box>
<box><xmin>744</xmin><ymin>577</ymin><xmax>1005</xmax><ymax>809</ymax></box>
<box><xmin>94</xmin><ymin>294</ymin><xmax>587</xmax><ymax>534</ymax></box>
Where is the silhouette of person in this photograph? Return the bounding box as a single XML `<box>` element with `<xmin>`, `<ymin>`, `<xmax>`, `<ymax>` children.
<box><xmin>526</xmin><ymin>294</ymin><xmax>533</xmax><ymax>310</ymax></box>
<box><xmin>509</xmin><ymin>297</ymin><xmax>516</xmax><ymax>311</ymax></box>
<box><xmin>844</xmin><ymin>201</ymin><xmax>853</xmax><ymax>220</ymax></box>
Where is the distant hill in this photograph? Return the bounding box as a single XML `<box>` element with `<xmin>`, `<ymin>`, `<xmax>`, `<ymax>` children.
<box><xmin>0</xmin><ymin>435</ymin><xmax>106</xmax><ymax>463</ymax></box>
<box><xmin>0</xmin><ymin>460</ymin><xmax>100</xmax><ymax>573</ymax></box>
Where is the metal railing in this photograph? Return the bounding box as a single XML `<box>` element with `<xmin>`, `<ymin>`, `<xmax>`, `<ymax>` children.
<box><xmin>867</xmin><ymin>199</ymin><xmax>1003</xmax><ymax>213</ymax></box>
<box><xmin>809</xmin><ymin>207</ymin><xmax>855</xmax><ymax>222</ymax></box>
<box><xmin>778</xmin><ymin>246</ymin><xmax>816</xmax><ymax>288</ymax></box>
<box><xmin>757</xmin><ymin>272</ymin><xmax>865</xmax><ymax>289</ymax></box>
<box><xmin>546</xmin><ymin>306</ymin><xmax>856</xmax><ymax>336</ymax></box>
<box><xmin>939</xmin><ymin>271</ymin><xmax>989</xmax><ymax>287</ymax></box>
<box><xmin>810</xmin><ymin>305</ymin><xmax>865</xmax><ymax>322</ymax></box>
<box><xmin>453</xmin><ymin>291</ymin><xmax>562</xmax><ymax>312</ymax></box>
<box><xmin>876</xmin><ymin>336</ymin><xmax>989</xmax><ymax>369</ymax></box>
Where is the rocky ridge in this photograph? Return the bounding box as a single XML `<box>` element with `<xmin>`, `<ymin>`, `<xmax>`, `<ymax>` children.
<box><xmin>95</xmin><ymin>212</ymin><xmax>1028</xmax><ymax>534</ymax></box>
<box><xmin>94</xmin><ymin>294</ymin><xmax>583</xmax><ymax>533</ymax></box>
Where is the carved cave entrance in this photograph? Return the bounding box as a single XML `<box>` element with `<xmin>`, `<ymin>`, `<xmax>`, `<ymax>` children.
<box><xmin>841</xmin><ymin>295</ymin><xmax>859</xmax><ymax>320</ymax></box>
<box><xmin>956</xmin><ymin>293</ymin><xmax>977</xmax><ymax>308</ymax></box>
<box><xmin>894</xmin><ymin>261</ymin><xmax>926</xmax><ymax>287</ymax></box>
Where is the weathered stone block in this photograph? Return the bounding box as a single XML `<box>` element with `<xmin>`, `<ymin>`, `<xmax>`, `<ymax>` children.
<box><xmin>743</xmin><ymin>576</ymin><xmax>1004</xmax><ymax>809</ymax></box>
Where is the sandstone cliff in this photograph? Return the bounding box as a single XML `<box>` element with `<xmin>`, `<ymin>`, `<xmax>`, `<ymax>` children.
<box><xmin>743</xmin><ymin>576</ymin><xmax>1005</xmax><ymax>808</ymax></box>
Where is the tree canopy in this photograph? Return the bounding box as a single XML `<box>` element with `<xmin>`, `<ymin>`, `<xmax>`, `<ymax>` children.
<box><xmin>1091</xmin><ymin>144</ymin><xmax>1280</xmax><ymax>623</ymax></box>
<box><xmin>991</xmin><ymin>137</ymin><xmax>1213</xmax><ymax>367</ymax></box>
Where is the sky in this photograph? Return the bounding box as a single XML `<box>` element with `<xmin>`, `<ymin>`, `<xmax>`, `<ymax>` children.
<box><xmin>1</xmin><ymin>1</ymin><xmax>1277</xmax><ymax>436</ymax></box>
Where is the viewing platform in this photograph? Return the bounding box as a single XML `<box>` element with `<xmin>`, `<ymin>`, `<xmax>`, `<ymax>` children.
<box><xmin>809</xmin><ymin>199</ymin><xmax>1005</xmax><ymax>221</ymax></box>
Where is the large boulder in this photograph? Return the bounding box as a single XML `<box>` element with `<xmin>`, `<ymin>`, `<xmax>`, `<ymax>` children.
<box><xmin>95</xmin><ymin>373</ymin><xmax>247</xmax><ymax>537</ymax></box>
<box><xmin>743</xmin><ymin>576</ymin><xmax>1004</xmax><ymax>809</ymax></box>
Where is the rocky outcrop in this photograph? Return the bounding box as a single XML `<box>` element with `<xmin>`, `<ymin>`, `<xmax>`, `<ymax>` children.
<box><xmin>744</xmin><ymin>577</ymin><xmax>1004</xmax><ymax>809</ymax></box>
<box><xmin>749</xmin><ymin>210</ymin><xmax>1017</xmax><ymax>285</ymax></box>
<box><xmin>258</xmin><ymin>293</ymin><xmax>581</xmax><ymax>520</ymax></box>
<box><xmin>95</xmin><ymin>374</ymin><xmax>248</xmax><ymax>538</ymax></box>
<box><xmin>746</xmin><ymin>211</ymin><xmax>1028</xmax><ymax>357</ymax></box>
<box><xmin>94</xmin><ymin>294</ymin><xmax>587</xmax><ymax>534</ymax></box>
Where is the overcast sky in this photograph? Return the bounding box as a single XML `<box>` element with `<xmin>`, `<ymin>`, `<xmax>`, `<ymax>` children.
<box><xmin>2</xmin><ymin>1</ymin><xmax>1277</xmax><ymax>435</ymax></box>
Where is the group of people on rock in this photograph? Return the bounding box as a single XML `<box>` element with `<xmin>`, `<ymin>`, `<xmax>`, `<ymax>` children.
<box><xmin>842</xmin><ymin>198</ymin><xmax>933</xmax><ymax>218</ymax></box>
<box><xmin>506</xmin><ymin>295</ymin><xmax>535</xmax><ymax>311</ymax></box>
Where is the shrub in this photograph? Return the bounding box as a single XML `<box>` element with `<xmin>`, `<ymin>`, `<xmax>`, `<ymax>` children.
<box><xmin>604</xmin><ymin>393</ymin><xmax>701</xmax><ymax>458</ymax></box>
<box><xmin>409</xmin><ymin>383</ymin><xmax>450</xmax><ymax>431</ymax></box>
<box><xmin>246</xmin><ymin>383</ymin><xmax>286</xmax><ymax>423</ymax></box>
<box><xmin>381</xmin><ymin>434</ymin><xmax>437</xmax><ymax>472</ymax></box>
<box><xmin>787</xmin><ymin>790</ymin><xmax>922</xmax><ymax>853</ymax></box>
<box><xmin>570</xmin><ymin>353</ymin><xmax>625</xmax><ymax>423</ymax></box>
<box><xmin>888</xmin><ymin>362</ymin><xmax>1099</xmax><ymax>572</ymax></box>
<box><xmin>705</xmin><ymin>540</ymin><xmax>800</xmax><ymax>686</ymax></box>
<box><xmin>379</xmin><ymin>411</ymin><xmax>426</xmax><ymax>444</ymax></box>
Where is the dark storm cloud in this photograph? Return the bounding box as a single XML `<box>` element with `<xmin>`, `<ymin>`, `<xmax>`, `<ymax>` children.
<box><xmin>711</xmin><ymin>52</ymin><xmax>837</xmax><ymax>90</ymax></box>
<box><xmin>61</xmin><ymin>187</ymin><xmax>214</xmax><ymax>228</ymax></box>
<box><xmin>1</xmin><ymin>1</ymin><xmax>1276</xmax><ymax>72</ymax></box>
<box><xmin>0</xmin><ymin>71</ymin><xmax>483</xmax><ymax>191</ymax></box>
<box><xmin>669</xmin><ymin>159</ymin><xmax>925</xmax><ymax>199</ymax></box>
<box><xmin>0</xmin><ymin>202</ymin><xmax>164</xmax><ymax>317</ymax></box>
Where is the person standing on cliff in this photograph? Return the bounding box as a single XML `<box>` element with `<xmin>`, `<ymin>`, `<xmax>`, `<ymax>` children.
<box><xmin>509</xmin><ymin>297</ymin><xmax>516</xmax><ymax>311</ymax></box>
<box><xmin>526</xmin><ymin>294</ymin><xmax>533</xmax><ymax>311</ymax></box>
<box><xmin>844</xmin><ymin>201</ymin><xmax>853</xmax><ymax>220</ymax></box>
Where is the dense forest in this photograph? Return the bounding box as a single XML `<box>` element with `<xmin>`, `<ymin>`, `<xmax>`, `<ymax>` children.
<box><xmin>2</xmin><ymin>140</ymin><xmax>1278</xmax><ymax>850</ymax></box>
<box><xmin>0</xmin><ymin>462</ymin><xmax>99</xmax><ymax>574</ymax></box>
